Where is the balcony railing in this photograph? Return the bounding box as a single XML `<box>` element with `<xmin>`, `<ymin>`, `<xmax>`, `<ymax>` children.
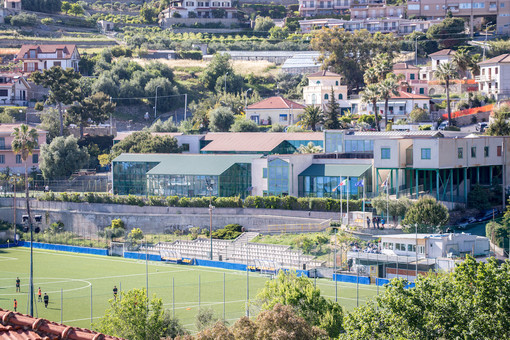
<box><xmin>475</xmin><ymin>75</ymin><xmax>493</xmax><ymax>82</ymax></box>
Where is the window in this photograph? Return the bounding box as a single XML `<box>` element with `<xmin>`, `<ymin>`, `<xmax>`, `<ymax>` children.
<box><xmin>32</xmin><ymin>154</ymin><xmax>38</xmax><ymax>164</ymax></box>
<box><xmin>324</xmin><ymin>94</ymin><xmax>329</xmax><ymax>100</ymax></box>
<box><xmin>497</xmin><ymin>145</ymin><xmax>502</xmax><ymax>156</ymax></box>
<box><xmin>471</xmin><ymin>147</ymin><xmax>476</xmax><ymax>158</ymax></box>
<box><xmin>419</xmin><ymin>88</ymin><xmax>424</xmax><ymax>94</ymax></box>
<box><xmin>316</xmin><ymin>80</ymin><xmax>320</xmax><ymax>84</ymax></box>
<box><xmin>0</xmin><ymin>89</ymin><xmax>7</xmax><ymax>97</ymax></box>
<box><xmin>484</xmin><ymin>146</ymin><xmax>489</xmax><ymax>157</ymax></box>
<box><xmin>381</xmin><ymin>147</ymin><xmax>391</xmax><ymax>159</ymax></box>
<box><xmin>182</xmin><ymin>143</ymin><xmax>190</xmax><ymax>152</ymax></box>
<box><xmin>53</xmin><ymin>61</ymin><xmax>61</xmax><ymax>67</ymax></box>
<box><xmin>338</xmin><ymin>94</ymin><xmax>343</xmax><ymax>100</ymax></box>
<box><xmin>458</xmin><ymin>147</ymin><xmax>463</xmax><ymax>159</ymax></box>
<box><xmin>495</xmin><ymin>67</ymin><xmax>499</xmax><ymax>74</ymax></box>
<box><xmin>262</xmin><ymin>168</ymin><xmax>267</xmax><ymax>178</ymax></box>
<box><xmin>421</xmin><ymin>148</ymin><xmax>431</xmax><ymax>160</ymax></box>
<box><xmin>16</xmin><ymin>155</ymin><xmax>21</xmax><ymax>164</ymax></box>
<box><xmin>407</xmin><ymin>244</ymin><xmax>416</xmax><ymax>252</ymax></box>
<box><xmin>418</xmin><ymin>245</ymin><xmax>425</xmax><ymax>254</ymax></box>
<box><xmin>335</xmin><ymin>80</ymin><xmax>339</xmax><ymax>85</ymax></box>
<box><xmin>279</xmin><ymin>114</ymin><xmax>288</xmax><ymax>122</ymax></box>
<box><xmin>410</xmin><ymin>73</ymin><xmax>415</xmax><ymax>80</ymax></box>
<box><xmin>0</xmin><ymin>155</ymin><xmax>4</xmax><ymax>164</ymax></box>
<box><xmin>424</xmin><ymin>5</ymin><xmax>429</xmax><ymax>10</ymax></box>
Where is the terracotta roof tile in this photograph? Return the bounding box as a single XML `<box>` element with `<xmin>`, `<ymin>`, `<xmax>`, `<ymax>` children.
<box><xmin>307</xmin><ymin>70</ymin><xmax>341</xmax><ymax>77</ymax></box>
<box><xmin>429</xmin><ymin>49</ymin><xmax>455</xmax><ymax>57</ymax></box>
<box><xmin>16</xmin><ymin>45</ymin><xmax>78</xmax><ymax>60</ymax></box>
<box><xmin>478</xmin><ymin>53</ymin><xmax>510</xmax><ymax>65</ymax></box>
<box><xmin>0</xmin><ymin>124</ymin><xmax>46</xmax><ymax>134</ymax></box>
<box><xmin>201</xmin><ymin>132</ymin><xmax>323</xmax><ymax>152</ymax></box>
<box><xmin>0</xmin><ymin>309</ymin><xmax>125</xmax><ymax>340</ymax></box>
<box><xmin>247</xmin><ymin>96</ymin><xmax>305</xmax><ymax>110</ymax></box>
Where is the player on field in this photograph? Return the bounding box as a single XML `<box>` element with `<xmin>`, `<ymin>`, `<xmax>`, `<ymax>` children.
<box><xmin>15</xmin><ymin>277</ymin><xmax>20</xmax><ymax>292</ymax></box>
<box><xmin>43</xmin><ymin>293</ymin><xmax>49</xmax><ymax>308</ymax></box>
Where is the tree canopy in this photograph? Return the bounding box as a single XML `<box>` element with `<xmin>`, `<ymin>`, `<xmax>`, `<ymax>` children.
<box><xmin>209</xmin><ymin>107</ymin><xmax>235</xmax><ymax>132</ymax></box>
<box><xmin>39</xmin><ymin>135</ymin><xmax>89</xmax><ymax>180</ymax></box>
<box><xmin>402</xmin><ymin>195</ymin><xmax>449</xmax><ymax>233</ymax></box>
<box><xmin>66</xmin><ymin>92</ymin><xmax>115</xmax><ymax>137</ymax></box>
<box><xmin>110</xmin><ymin>131</ymin><xmax>181</xmax><ymax>159</ymax></box>
<box><xmin>426</xmin><ymin>17</ymin><xmax>467</xmax><ymax>49</ymax></box>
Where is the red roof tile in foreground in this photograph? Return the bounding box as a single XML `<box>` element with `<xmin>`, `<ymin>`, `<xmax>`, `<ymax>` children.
<box><xmin>201</xmin><ymin>132</ymin><xmax>323</xmax><ymax>152</ymax></box>
<box><xmin>0</xmin><ymin>308</ymin><xmax>125</xmax><ymax>340</ymax></box>
<box><xmin>247</xmin><ymin>96</ymin><xmax>305</xmax><ymax>110</ymax></box>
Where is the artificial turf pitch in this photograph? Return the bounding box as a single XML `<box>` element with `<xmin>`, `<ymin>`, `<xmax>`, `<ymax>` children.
<box><xmin>0</xmin><ymin>247</ymin><xmax>381</xmax><ymax>331</ymax></box>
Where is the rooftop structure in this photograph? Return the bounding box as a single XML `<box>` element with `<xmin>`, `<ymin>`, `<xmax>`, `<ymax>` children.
<box><xmin>246</xmin><ymin>96</ymin><xmax>305</xmax><ymax>126</ymax></box>
<box><xmin>15</xmin><ymin>44</ymin><xmax>80</xmax><ymax>73</ymax></box>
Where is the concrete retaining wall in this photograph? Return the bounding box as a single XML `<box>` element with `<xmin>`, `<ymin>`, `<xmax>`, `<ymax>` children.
<box><xmin>0</xmin><ymin>198</ymin><xmax>336</xmax><ymax>235</ymax></box>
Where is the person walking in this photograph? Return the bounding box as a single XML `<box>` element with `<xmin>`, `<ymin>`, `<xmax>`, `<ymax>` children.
<box><xmin>38</xmin><ymin>287</ymin><xmax>42</xmax><ymax>302</ymax></box>
<box><xmin>381</xmin><ymin>218</ymin><xmax>386</xmax><ymax>229</ymax></box>
<box><xmin>15</xmin><ymin>277</ymin><xmax>20</xmax><ymax>292</ymax></box>
<box><xmin>43</xmin><ymin>293</ymin><xmax>49</xmax><ymax>308</ymax></box>
<box><xmin>13</xmin><ymin>299</ymin><xmax>17</xmax><ymax>312</ymax></box>
<box><xmin>366</xmin><ymin>217</ymin><xmax>371</xmax><ymax>229</ymax></box>
<box><xmin>113</xmin><ymin>286</ymin><xmax>118</xmax><ymax>300</ymax></box>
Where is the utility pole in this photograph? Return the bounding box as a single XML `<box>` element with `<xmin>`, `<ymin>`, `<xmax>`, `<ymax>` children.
<box><xmin>224</xmin><ymin>72</ymin><xmax>228</xmax><ymax>94</ymax></box>
<box><xmin>154</xmin><ymin>86</ymin><xmax>160</xmax><ymax>119</ymax></box>
<box><xmin>184</xmin><ymin>93</ymin><xmax>188</xmax><ymax>121</ymax></box>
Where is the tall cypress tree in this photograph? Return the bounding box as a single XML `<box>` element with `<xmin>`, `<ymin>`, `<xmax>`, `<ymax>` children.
<box><xmin>323</xmin><ymin>87</ymin><xmax>341</xmax><ymax>130</ymax></box>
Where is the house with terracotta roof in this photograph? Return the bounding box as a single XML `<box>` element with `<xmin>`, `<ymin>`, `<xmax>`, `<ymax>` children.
<box><xmin>246</xmin><ymin>96</ymin><xmax>305</xmax><ymax>126</ymax></box>
<box><xmin>0</xmin><ymin>308</ymin><xmax>125</xmax><ymax>340</ymax></box>
<box><xmin>0</xmin><ymin>73</ymin><xmax>31</xmax><ymax>106</ymax></box>
<box><xmin>429</xmin><ymin>49</ymin><xmax>455</xmax><ymax>72</ymax></box>
<box><xmin>0</xmin><ymin>124</ymin><xmax>47</xmax><ymax>172</ymax></box>
<box><xmin>16</xmin><ymin>44</ymin><xmax>80</xmax><ymax>73</ymax></box>
<box><xmin>393</xmin><ymin>63</ymin><xmax>428</xmax><ymax>96</ymax></box>
<box><xmin>476</xmin><ymin>54</ymin><xmax>510</xmax><ymax>100</ymax></box>
<box><xmin>302</xmin><ymin>70</ymin><xmax>350</xmax><ymax>113</ymax></box>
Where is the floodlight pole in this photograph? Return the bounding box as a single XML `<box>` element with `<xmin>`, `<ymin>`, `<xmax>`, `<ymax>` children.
<box><xmin>415</xmin><ymin>224</ymin><xmax>418</xmax><ymax>279</ymax></box>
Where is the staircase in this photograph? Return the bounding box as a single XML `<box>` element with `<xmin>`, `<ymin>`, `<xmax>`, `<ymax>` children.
<box><xmin>233</xmin><ymin>232</ymin><xmax>259</xmax><ymax>244</ymax></box>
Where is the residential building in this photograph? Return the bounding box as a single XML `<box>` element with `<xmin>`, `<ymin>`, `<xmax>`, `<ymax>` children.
<box><xmin>0</xmin><ymin>307</ymin><xmax>125</xmax><ymax>340</ymax></box>
<box><xmin>4</xmin><ymin>0</ymin><xmax>21</xmax><ymax>12</ymax></box>
<box><xmin>476</xmin><ymin>53</ymin><xmax>510</xmax><ymax>100</ymax></box>
<box><xmin>407</xmin><ymin>0</ymin><xmax>510</xmax><ymax>35</ymax></box>
<box><xmin>351</xmin><ymin>4</ymin><xmax>404</xmax><ymax>20</ymax></box>
<box><xmin>429</xmin><ymin>49</ymin><xmax>456</xmax><ymax>72</ymax></box>
<box><xmin>393</xmin><ymin>63</ymin><xmax>428</xmax><ymax>95</ymax></box>
<box><xmin>298</xmin><ymin>17</ymin><xmax>441</xmax><ymax>34</ymax></box>
<box><xmin>352</xmin><ymin>90</ymin><xmax>431</xmax><ymax>118</ymax></box>
<box><xmin>159</xmin><ymin>0</ymin><xmax>238</xmax><ymax>28</ymax></box>
<box><xmin>246</xmin><ymin>96</ymin><xmax>305</xmax><ymax>126</ymax></box>
<box><xmin>0</xmin><ymin>73</ymin><xmax>31</xmax><ymax>106</ymax></box>
<box><xmin>302</xmin><ymin>70</ymin><xmax>350</xmax><ymax>113</ymax></box>
<box><xmin>15</xmin><ymin>44</ymin><xmax>80</xmax><ymax>73</ymax></box>
<box><xmin>0</xmin><ymin>124</ymin><xmax>47</xmax><ymax>173</ymax></box>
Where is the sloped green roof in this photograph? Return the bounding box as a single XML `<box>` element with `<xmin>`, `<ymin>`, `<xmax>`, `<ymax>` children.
<box><xmin>113</xmin><ymin>153</ymin><xmax>261</xmax><ymax>176</ymax></box>
<box><xmin>299</xmin><ymin>164</ymin><xmax>371</xmax><ymax>177</ymax></box>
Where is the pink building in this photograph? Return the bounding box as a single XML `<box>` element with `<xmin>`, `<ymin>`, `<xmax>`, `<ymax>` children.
<box><xmin>393</xmin><ymin>63</ymin><xmax>428</xmax><ymax>95</ymax></box>
<box><xmin>0</xmin><ymin>124</ymin><xmax>47</xmax><ymax>173</ymax></box>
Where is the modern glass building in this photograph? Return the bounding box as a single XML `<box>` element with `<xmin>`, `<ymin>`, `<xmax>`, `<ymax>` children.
<box><xmin>298</xmin><ymin>164</ymin><xmax>372</xmax><ymax>199</ymax></box>
<box><xmin>112</xmin><ymin>154</ymin><xmax>260</xmax><ymax>198</ymax></box>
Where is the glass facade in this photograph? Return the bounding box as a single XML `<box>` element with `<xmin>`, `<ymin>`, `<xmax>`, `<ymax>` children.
<box><xmin>299</xmin><ymin>175</ymin><xmax>367</xmax><ymax>198</ymax></box>
<box><xmin>113</xmin><ymin>161</ymin><xmax>159</xmax><ymax>195</ymax></box>
<box><xmin>345</xmin><ymin>140</ymin><xmax>374</xmax><ymax>153</ymax></box>
<box><xmin>219</xmin><ymin>163</ymin><xmax>252</xmax><ymax>198</ymax></box>
<box><xmin>286</xmin><ymin>140</ymin><xmax>324</xmax><ymax>150</ymax></box>
<box><xmin>147</xmin><ymin>175</ymin><xmax>219</xmax><ymax>197</ymax></box>
<box><xmin>267</xmin><ymin>159</ymin><xmax>289</xmax><ymax>196</ymax></box>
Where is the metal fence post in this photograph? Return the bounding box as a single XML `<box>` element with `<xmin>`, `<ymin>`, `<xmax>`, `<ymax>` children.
<box><xmin>198</xmin><ymin>275</ymin><xmax>201</xmax><ymax>310</ymax></box>
<box><xmin>172</xmin><ymin>277</ymin><xmax>175</xmax><ymax>318</ymax></box>
<box><xmin>223</xmin><ymin>272</ymin><xmax>226</xmax><ymax>322</ymax></box>
<box><xmin>60</xmin><ymin>288</ymin><xmax>63</xmax><ymax>324</ymax></box>
<box><xmin>90</xmin><ymin>284</ymin><xmax>93</xmax><ymax>327</ymax></box>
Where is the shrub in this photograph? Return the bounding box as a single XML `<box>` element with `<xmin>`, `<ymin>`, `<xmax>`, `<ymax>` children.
<box><xmin>41</xmin><ymin>18</ymin><xmax>54</xmax><ymax>25</ymax></box>
<box><xmin>148</xmin><ymin>196</ymin><xmax>165</xmax><ymax>206</ymax></box>
<box><xmin>166</xmin><ymin>196</ymin><xmax>179</xmax><ymax>207</ymax></box>
<box><xmin>34</xmin><ymin>102</ymin><xmax>44</xmax><ymax>111</ymax></box>
<box><xmin>212</xmin><ymin>224</ymin><xmax>243</xmax><ymax>239</ymax></box>
<box><xmin>10</xmin><ymin>13</ymin><xmax>38</xmax><ymax>26</ymax></box>
<box><xmin>177</xmin><ymin>50</ymin><xmax>202</xmax><ymax>60</ymax></box>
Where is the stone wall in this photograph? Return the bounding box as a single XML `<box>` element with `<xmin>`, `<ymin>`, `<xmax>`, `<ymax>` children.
<box><xmin>0</xmin><ymin>199</ymin><xmax>342</xmax><ymax>235</ymax></box>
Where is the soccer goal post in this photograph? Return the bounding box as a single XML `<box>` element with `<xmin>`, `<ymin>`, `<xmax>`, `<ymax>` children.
<box><xmin>110</xmin><ymin>242</ymin><xmax>125</xmax><ymax>257</ymax></box>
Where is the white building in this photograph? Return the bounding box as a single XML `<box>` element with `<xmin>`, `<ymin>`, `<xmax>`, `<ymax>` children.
<box><xmin>353</xmin><ymin>90</ymin><xmax>430</xmax><ymax>118</ymax></box>
<box><xmin>476</xmin><ymin>54</ymin><xmax>510</xmax><ymax>100</ymax></box>
<box><xmin>0</xmin><ymin>73</ymin><xmax>31</xmax><ymax>106</ymax></box>
<box><xmin>15</xmin><ymin>44</ymin><xmax>80</xmax><ymax>73</ymax></box>
<box><xmin>159</xmin><ymin>0</ymin><xmax>238</xmax><ymax>28</ymax></box>
<box><xmin>246</xmin><ymin>96</ymin><xmax>305</xmax><ymax>126</ymax></box>
<box><xmin>429</xmin><ymin>49</ymin><xmax>455</xmax><ymax>72</ymax></box>
<box><xmin>302</xmin><ymin>70</ymin><xmax>349</xmax><ymax>112</ymax></box>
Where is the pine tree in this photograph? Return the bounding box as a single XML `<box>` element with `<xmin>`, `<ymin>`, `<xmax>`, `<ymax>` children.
<box><xmin>323</xmin><ymin>87</ymin><xmax>341</xmax><ymax>129</ymax></box>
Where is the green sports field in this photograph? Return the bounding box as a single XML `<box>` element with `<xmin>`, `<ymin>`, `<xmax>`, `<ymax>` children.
<box><xmin>0</xmin><ymin>247</ymin><xmax>382</xmax><ymax>332</ymax></box>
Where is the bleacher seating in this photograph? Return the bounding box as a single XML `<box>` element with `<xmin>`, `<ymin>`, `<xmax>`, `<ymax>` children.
<box><xmin>140</xmin><ymin>232</ymin><xmax>324</xmax><ymax>270</ymax></box>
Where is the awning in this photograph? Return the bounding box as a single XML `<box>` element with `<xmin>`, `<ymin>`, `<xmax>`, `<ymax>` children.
<box><xmin>298</xmin><ymin>164</ymin><xmax>371</xmax><ymax>177</ymax></box>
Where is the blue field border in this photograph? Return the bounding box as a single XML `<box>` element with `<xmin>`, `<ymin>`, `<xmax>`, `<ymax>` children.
<box><xmin>18</xmin><ymin>241</ymin><xmax>109</xmax><ymax>256</ymax></box>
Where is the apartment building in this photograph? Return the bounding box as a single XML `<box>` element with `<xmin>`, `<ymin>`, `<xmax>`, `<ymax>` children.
<box><xmin>0</xmin><ymin>124</ymin><xmax>47</xmax><ymax>173</ymax></box>
<box><xmin>407</xmin><ymin>0</ymin><xmax>510</xmax><ymax>35</ymax></box>
<box><xmin>159</xmin><ymin>0</ymin><xmax>238</xmax><ymax>28</ymax></box>
<box><xmin>476</xmin><ymin>53</ymin><xmax>510</xmax><ymax>99</ymax></box>
<box><xmin>15</xmin><ymin>44</ymin><xmax>80</xmax><ymax>73</ymax></box>
<box><xmin>393</xmin><ymin>63</ymin><xmax>428</xmax><ymax>95</ymax></box>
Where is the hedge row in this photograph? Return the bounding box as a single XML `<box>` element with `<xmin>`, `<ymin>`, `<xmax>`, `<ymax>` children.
<box><xmin>37</xmin><ymin>192</ymin><xmax>362</xmax><ymax>212</ymax></box>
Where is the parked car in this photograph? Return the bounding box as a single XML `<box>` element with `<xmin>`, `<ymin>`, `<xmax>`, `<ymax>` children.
<box><xmin>476</xmin><ymin>122</ymin><xmax>488</xmax><ymax>132</ymax></box>
<box><xmin>438</xmin><ymin>121</ymin><xmax>449</xmax><ymax>131</ymax></box>
<box><xmin>458</xmin><ymin>216</ymin><xmax>477</xmax><ymax>229</ymax></box>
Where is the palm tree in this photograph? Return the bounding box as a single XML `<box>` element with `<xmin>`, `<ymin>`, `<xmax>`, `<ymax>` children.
<box><xmin>434</xmin><ymin>62</ymin><xmax>459</xmax><ymax>126</ymax></box>
<box><xmin>298</xmin><ymin>105</ymin><xmax>322</xmax><ymax>131</ymax></box>
<box><xmin>378</xmin><ymin>78</ymin><xmax>400</xmax><ymax>128</ymax></box>
<box><xmin>452</xmin><ymin>47</ymin><xmax>471</xmax><ymax>78</ymax></box>
<box><xmin>363</xmin><ymin>67</ymin><xmax>379</xmax><ymax>85</ymax></box>
<box><xmin>361</xmin><ymin>84</ymin><xmax>382</xmax><ymax>131</ymax></box>
<box><xmin>372</xmin><ymin>53</ymin><xmax>393</xmax><ymax>82</ymax></box>
<box><xmin>11</xmin><ymin>124</ymin><xmax>38</xmax><ymax>316</ymax></box>
<box><xmin>469</xmin><ymin>54</ymin><xmax>481</xmax><ymax>77</ymax></box>
<box><xmin>297</xmin><ymin>142</ymin><xmax>323</xmax><ymax>154</ymax></box>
